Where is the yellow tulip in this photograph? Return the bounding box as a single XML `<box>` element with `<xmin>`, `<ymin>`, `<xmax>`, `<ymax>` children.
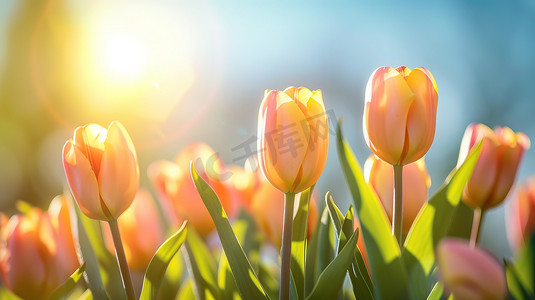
<box><xmin>364</xmin><ymin>155</ymin><xmax>430</xmax><ymax>233</ymax></box>
<box><xmin>257</xmin><ymin>87</ymin><xmax>329</xmax><ymax>193</ymax></box>
<box><xmin>0</xmin><ymin>196</ymin><xmax>79</xmax><ymax>300</ymax></box>
<box><xmin>62</xmin><ymin>121</ymin><xmax>139</xmax><ymax>220</ymax></box>
<box><xmin>363</xmin><ymin>66</ymin><xmax>438</xmax><ymax>165</ymax></box>
<box><xmin>437</xmin><ymin>238</ymin><xmax>506</xmax><ymax>300</ymax></box>
<box><xmin>457</xmin><ymin>123</ymin><xmax>530</xmax><ymax>210</ymax></box>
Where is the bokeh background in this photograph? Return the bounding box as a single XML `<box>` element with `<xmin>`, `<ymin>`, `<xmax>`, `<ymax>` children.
<box><xmin>1</xmin><ymin>0</ymin><xmax>534</xmax><ymax>258</ymax></box>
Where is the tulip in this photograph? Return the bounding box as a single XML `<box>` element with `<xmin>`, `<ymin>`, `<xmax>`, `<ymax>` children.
<box><xmin>507</xmin><ymin>177</ymin><xmax>535</xmax><ymax>253</ymax></box>
<box><xmin>437</xmin><ymin>238</ymin><xmax>506</xmax><ymax>300</ymax></box>
<box><xmin>257</xmin><ymin>87</ymin><xmax>329</xmax><ymax>194</ymax></box>
<box><xmin>363</xmin><ymin>66</ymin><xmax>438</xmax><ymax>166</ymax></box>
<box><xmin>105</xmin><ymin>190</ymin><xmax>165</xmax><ymax>272</ymax></box>
<box><xmin>457</xmin><ymin>123</ymin><xmax>530</xmax><ymax>210</ymax></box>
<box><xmin>364</xmin><ymin>155</ymin><xmax>430</xmax><ymax>233</ymax></box>
<box><xmin>62</xmin><ymin>121</ymin><xmax>139</xmax><ymax>221</ymax></box>
<box><xmin>225</xmin><ymin>164</ymin><xmax>259</xmax><ymax>214</ymax></box>
<box><xmin>251</xmin><ymin>173</ymin><xmax>318</xmax><ymax>248</ymax></box>
<box><xmin>0</xmin><ymin>196</ymin><xmax>79</xmax><ymax>300</ymax></box>
<box><xmin>148</xmin><ymin>143</ymin><xmax>237</xmax><ymax>237</ymax></box>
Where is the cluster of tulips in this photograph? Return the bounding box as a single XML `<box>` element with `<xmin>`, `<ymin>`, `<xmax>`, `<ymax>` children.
<box><xmin>1</xmin><ymin>66</ymin><xmax>534</xmax><ymax>300</ymax></box>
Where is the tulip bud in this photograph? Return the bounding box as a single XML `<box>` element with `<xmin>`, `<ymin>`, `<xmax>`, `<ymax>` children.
<box><xmin>457</xmin><ymin>123</ymin><xmax>530</xmax><ymax>210</ymax></box>
<box><xmin>251</xmin><ymin>172</ymin><xmax>318</xmax><ymax>248</ymax></box>
<box><xmin>364</xmin><ymin>155</ymin><xmax>430</xmax><ymax>233</ymax></box>
<box><xmin>103</xmin><ymin>190</ymin><xmax>165</xmax><ymax>272</ymax></box>
<box><xmin>0</xmin><ymin>197</ymin><xmax>79</xmax><ymax>299</ymax></box>
<box><xmin>437</xmin><ymin>238</ymin><xmax>506</xmax><ymax>300</ymax></box>
<box><xmin>62</xmin><ymin>121</ymin><xmax>139</xmax><ymax>220</ymax></box>
<box><xmin>148</xmin><ymin>143</ymin><xmax>237</xmax><ymax>237</ymax></box>
<box><xmin>507</xmin><ymin>177</ymin><xmax>535</xmax><ymax>253</ymax></box>
<box><xmin>257</xmin><ymin>87</ymin><xmax>329</xmax><ymax>193</ymax></box>
<box><xmin>363</xmin><ymin>66</ymin><xmax>438</xmax><ymax>166</ymax></box>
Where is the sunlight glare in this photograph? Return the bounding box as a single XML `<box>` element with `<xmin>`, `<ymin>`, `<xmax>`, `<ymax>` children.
<box><xmin>103</xmin><ymin>33</ymin><xmax>147</xmax><ymax>79</ymax></box>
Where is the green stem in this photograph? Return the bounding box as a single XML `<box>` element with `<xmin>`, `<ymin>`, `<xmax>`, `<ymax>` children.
<box><xmin>470</xmin><ymin>208</ymin><xmax>484</xmax><ymax>248</ymax></box>
<box><xmin>108</xmin><ymin>219</ymin><xmax>136</xmax><ymax>300</ymax></box>
<box><xmin>280</xmin><ymin>192</ymin><xmax>295</xmax><ymax>300</ymax></box>
<box><xmin>393</xmin><ymin>165</ymin><xmax>403</xmax><ymax>247</ymax></box>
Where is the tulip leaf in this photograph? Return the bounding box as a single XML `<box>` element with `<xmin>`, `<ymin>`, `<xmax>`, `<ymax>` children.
<box><xmin>72</xmin><ymin>201</ymin><xmax>111</xmax><ymax>300</ymax></box>
<box><xmin>425</xmin><ymin>282</ymin><xmax>444</xmax><ymax>300</ymax></box>
<box><xmin>156</xmin><ymin>254</ymin><xmax>186</xmax><ymax>300</ymax></box>
<box><xmin>258</xmin><ymin>263</ymin><xmax>279</xmax><ymax>300</ymax></box>
<box><xmin>402</xmin><ymin>142</ymin><xmax>482</xmax><ymax>299</ymax></box>
<box><xmin>304</xmin><ymin>206</ymin><xmax>323</xmax><ymax>296</ymax></box>
<box><xmin>326</xmin><ymin>194</ymin><xmax>374</xmax><ymax>300</ymax></box>
<box><xmin>305</xmin><ymin>227</ymin><xmax>359</xmax><ymax>300</ymax></box>
<box><xmin>505</xmin><ymin>233</ymin><xmax>535</xmax><ymax>299</ymax></box>
<box><xmin>316</xmin><ymin>207</ymin><xmax>335</xmax><ymax>283</ymax></box>
<box><xmin>191</xmin><ymin>162</ymin><xmax>269</xmax><ymax>299</ymax></box>
<box><xmin>48</xmin><ymin>263</ymin><xmax>86</xmax><ymax>300</ymax></box>
<box><xmin>176</xmin><ymin>280</ymin><xmax>196</xmax><ymax>300</ymax></box>
<box><xmin>336</xmin><ymin>119</ymin><xmax>408</xmax><ymax>299</ymax></box>
<box><xmin>291</xmin><ymin>186</ymin><xmax>314</xmax><ymax>300</ymax></box>
<box><xmin>184</xmin><ymin>227</ymin><xmax>220</xmax><ymax>300</ymax></box>
<box><xmin>139</xmin><ymin>221</ymin><xmax>188</xmax><ymax>300</ymax></box>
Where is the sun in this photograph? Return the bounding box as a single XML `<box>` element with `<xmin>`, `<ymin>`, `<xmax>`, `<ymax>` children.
<box><xmin>102</xmin><ymin>32</ymin><xmax>147</xmax><ymax>80</ymax></box>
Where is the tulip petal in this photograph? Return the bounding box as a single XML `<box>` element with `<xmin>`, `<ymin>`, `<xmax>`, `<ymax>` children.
<box><xmin>294</xmin><ymin>94</ymin><xmax>329</xmax><ymax>192</ymax></box>
<box><xmin>73</xmin><ymin>124</ymin><xmax>107</xmax><ymax>177</ymax></box>
<box><xmin>99</xmin><ymin>121</ymin><xmax>139</xmax><ymax>219</ymax></box>
<box><xmin>464</xmin><ymin>138</ymin><xmax>500</xmax><ymax>208</ymax></box>
<box><xmin>404</xmin><ymin>68</ymin><xmax>438</xmax><ymax>164</ymax></box>
<box><xmin>258</xmin><ymin>91</ymin><xmax>292</xmax><ymax>191</ymax></box>
<box><xmin>364</xmin><ymin>67</ymin><xmax>414</xmax><ymax>164</ymax></box>
<box><xmin>62</xmin><ymin>140</ymin><xmax>106</xmax><ymax>220</ymax></box>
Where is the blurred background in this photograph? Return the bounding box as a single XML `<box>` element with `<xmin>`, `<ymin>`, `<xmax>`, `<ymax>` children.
<box><xmin>0</xmin><ymin>0</ymin><xmax>534</xmax><ymax>258</ymax></box>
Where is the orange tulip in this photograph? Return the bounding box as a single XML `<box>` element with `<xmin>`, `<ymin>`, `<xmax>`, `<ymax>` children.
<box><xmin>437</xmin><ymin>238</ymin><xmax>506</xmax><ymax>300</ymax></box>
<box><xmin>251</xmin><ymin>171</ymin><xmax>318</xmax><ymax>248</ymax></box>
<box><xmin>363</xmin><ymin>66</ymin><xmax>438</xmax><ymax>166</ymax></box>
<box><xmin>507</xmin><ymin>177</ymin><xmax>535</xmax><ymax>253</ymax></box>
<box><xmin>0</xmin><ymin>196</ymin><xmax>79</xmax><ymax>300</ymax></box>
<box><xmin>257</xmin><ymin>87</ymin><xmax>329</xmax><ymax>193</ymax></box>
<box><xmin>62</xmin><ymin>121</ymin><xmax>139</xmax><ymax>220</ymax></box>
<box><xmin>148</xmin><ymin>143</ymin><xmax>237</xmax><ymax>237</ymax></box>
<box><xmin>457</xmin><ymin>123</ymin><xmax>530</xmax><ymax>210</ymax></box>
<box><xmin>225</xmin><ymin>164</ymin><xmax>259</xmax><ymax>214</ymax></box>
<box><xmin>364</xmin><ymin>155</ymin><xmax>430</xmax><ymax>233</ymax></box>
<box><xmin>105</xmin><ymin>190</ymin><xmax>165</xmax><ymax>272</ymax></box>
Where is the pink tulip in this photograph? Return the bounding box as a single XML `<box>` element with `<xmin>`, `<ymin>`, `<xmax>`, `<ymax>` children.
<box><xmin>364</xmin><ymin>155</ymin><xmax>430</xmax><ymax>233</ymax></box>
<box><xmin>148</xmin><ymin>143</ymin><xmax>237</xmax><ymax>237</ymax></box>
<box><xmin>0</xmin><ymin>196</ymin><xmax>79</xmax><ymax>299</ymax></box>
<box><xmin>507</xmin><ymin>176</ymin><xmax>535</xmax><ymax>252</ymax></box>
<box><xmin>457</xmin><ymin>123</ymin><xmax>530</xmax><ymax>210</ymax></box>
<box><xmin>63</xmin><ymin>121</ymin><xmax>139</xmax><ymax>220</ymax></box>
<box><xmin>437</xmin><ymin>238</ymin><xmax>506</xmax><ymax>300</ymax></box>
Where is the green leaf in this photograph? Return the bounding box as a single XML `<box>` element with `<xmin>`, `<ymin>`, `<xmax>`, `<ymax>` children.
<box><xmin>191</xmin><ymin>162</ymin><xmax>269</xmax><ymax>299</ymax></box>
<box><xmin>506</xmin><ymin>232</ymin><xmax>535</xmax><ymax>299</ymax></box>
<box><xmin>326</xmin><ymin>194</ymin><xmax>374</xmax><ymax>300</ymax></box>
<box><xmin>73</xmin><ymin>203</ymin><xmax>111</xmax><ymax>300</ymax></box>
<box><xmin>305</xmin><ymin>228</ymin><xmax>359</xmax><ymax>300</ymax></box>
<box><xmin>140</xmin><ymin>221</ymin><xmax>188</xmax><ymax>300</ymax></box>
<box><xmin>316</xmin><ymin>207</ymin><xmax>335</xmax><ymax>282</ymax></box>
<box><xmin>47</xmin><ymin>263</ymin><xmax>86</xmax><ymax>300</ymax></box>
<box><xmin>336</xmin><ymin>119</ymin><xmax>408</xmax><ymax>299</ymax></box>
<box><xmin>258</xmin><ymin>263</ymin><xmax>279</xmax><ymax>300</ymax></box>
<box><xmin>291</xmin><ymin>186</ymin><xmax>314</xmax><ymax>300</ymax></box>
<box><xmin>425</xmin><ymin>282</ymin><xmax>444</xmax><ymax>300</ymax></box>
<box><xmin>402</xmin><ymin>142</ymin><xmax>482</xmax><ymax>299</ymax></box>
<box><xmin>176</xmin><ymin>280</ymin><xmax>196</xmax><ymax>300</ymax></box>
<box><xmin>184</xmin><ymin>227</ymin><xmax>220</xmax><ymax>300</ymax></box>
<box><xmin>156</xmin><ymin>254</ymin><xmax>185</xmax><ymax>300</ymax></box>
<box><xmin>304</xmin><ymin>206</ymin><xmax>322</xmax><ymax>296</ymax></box>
